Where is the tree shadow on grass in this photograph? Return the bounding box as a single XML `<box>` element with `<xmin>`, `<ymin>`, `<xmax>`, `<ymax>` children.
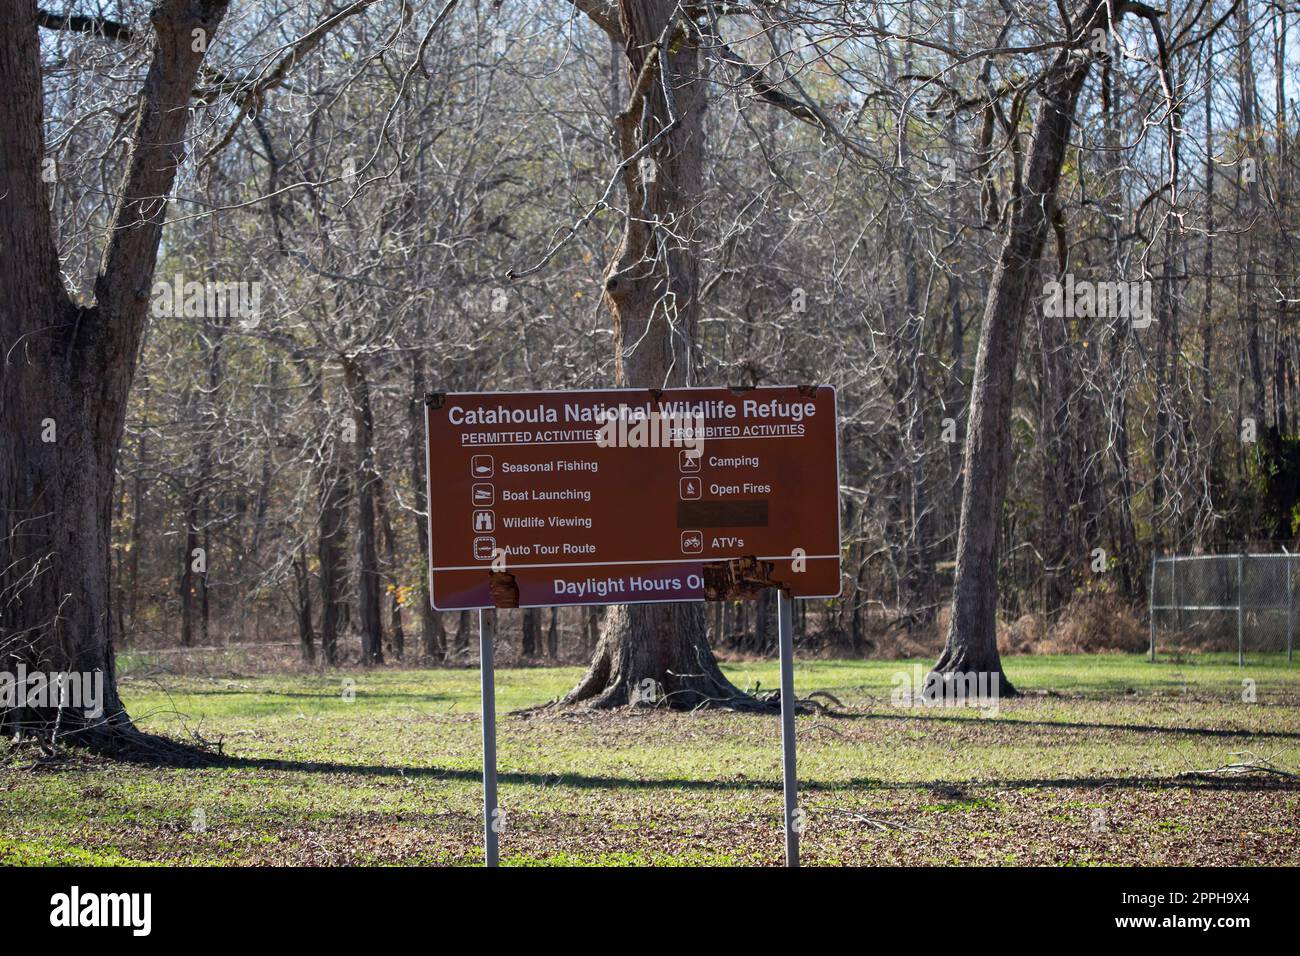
<box><xmin>145</xmin><ymin>686</ymin><xmax>455</xmax><ymax>705</ymax></box>
<box><xmin>832</xmin><ymin>708</ymin><xmax>1300</xmax><ymax>741</ymax></box>
<box><xmin>56</xmin><ymin>705</ymin><xmax>1297</xmax><ymax>800</ymax></box>
<box><xmin>214</xmin><ymin>759</ymin><xmax>1300</xmax><ymax>794</ymax></box>
<box><xmin>87</xmin><ymin>733</ymin><xmax>1297</xmax><ymax>796</ymax></box>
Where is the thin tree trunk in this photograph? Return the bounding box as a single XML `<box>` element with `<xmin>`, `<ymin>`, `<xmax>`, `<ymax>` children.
<box><xmin>1237</xmin><ymin>1</ymin><xmax>1267</xmax><ymax>430</ymax></box>
<box><xmin>378</xmin><ymin>482</ymin><xmax>404</xmax><ymax>661</ymax></box>
<box><xmin>342</xmin><ymin>357</ymin><xmax>384</xmax><ymax>665</ymax></box>
<box><xmin>522</xmin><ymin>609</ymin><xmax>539</xmax><ymax>658</ymax></box>
<box><xmin>455</xmin><ymin>610</ymin><xmax>470</xmax><ymax>653</ymax></box>
<box><xmin>294</xmin><ymin>546</ymin><xmax>316</xmax><ymax>664</ymax></box>
<box><xmin>933</xmin><ymin>2</ymin><xmax>1111</xmax><ymax>693</ymax></box>
<box><xmin>126</xmin><ymin>377</ymin><xmax>148</xmax><ymax>635</ymax></box>
<box><xmin>180</xmin><ymin>495</ymin><xmax>200</xmax><ymax>646</ymax></box>
<box><xmin>1037</xmin><ymin>292</ymin><xmax>1078</xmax><ymax>619</ymax></box>
<box><xmin>1271</xmin><ymin>6</ymin><xmax>1290</xmax><ymax>436</ymax></box>
<box><xmin>317</xmin><ymin>435</ymin><xmax>348</xmax><ymax>667</ymax></box>
<box><xmin>408</xmin><ymin>353</ymin><xmax>443</xmax><ymax>659</ymax></box>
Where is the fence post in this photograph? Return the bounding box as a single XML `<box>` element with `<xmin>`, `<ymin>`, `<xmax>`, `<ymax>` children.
<box><xmin>1171</xmin><ymin>554</ymin><xmax>1180</xmax><ymax>634</ymax></box>
<box><xmin>1288</xmin><ymin>555</ymin><xmax>1294</xmax><ymax>664</ymax></box>
<box><xmin>1236</xmin><ymin>553</ymin><xmax>1244</xmax><ymax>667</ymax></box>
<box><xmin>1148</xmin><ymin>555</ymin><xmax>1157</xmax><ymax>662</ymax></box>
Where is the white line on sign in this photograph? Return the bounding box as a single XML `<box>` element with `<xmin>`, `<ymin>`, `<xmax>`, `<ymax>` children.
<box><xmin>430</xmin><ymin>554</ymin><xmax>841</xmax><ymax>573</ymax></box>
<box><xmin>457</xmin><ymin>433</ymin><xmax>809</xmax><ymax>448</ymax></box>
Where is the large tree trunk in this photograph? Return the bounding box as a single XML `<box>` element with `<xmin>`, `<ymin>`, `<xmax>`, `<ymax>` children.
<box><xmin>0</xmin><ymin>0</ymin><xmax>230</xmax><ymax>745</ymax></box>
<box><xmin>932</xmin><ymin>2</ymin><xmax>1109</xmax><ymax>694</ymax></box>
<box><xmin>562</xmin><ymin>0</ymin><xmax>753</xmax><ymax>710</ymax></box>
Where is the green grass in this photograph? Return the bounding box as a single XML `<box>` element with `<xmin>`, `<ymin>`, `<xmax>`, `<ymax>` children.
<box><xmin>2</xmin><ymin>654</ymin><xmax>1297</xmax><ymax>866</ymax></box>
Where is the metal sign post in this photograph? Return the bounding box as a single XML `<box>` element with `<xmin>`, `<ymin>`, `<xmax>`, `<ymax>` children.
<box><xmin>777</xmin><ymin>590</ymin><xmax>799</xmax><ymax>867</ymax></box>
<box><xmin>479</xmin><ymin>609</ymin><xmax>499</xmax><ymax>867</ymax></box>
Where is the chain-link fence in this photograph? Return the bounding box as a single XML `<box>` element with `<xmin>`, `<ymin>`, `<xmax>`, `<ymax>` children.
<box><xmin>1149</xmin><ymin>554</ymin><xmax>1298</xmax><ymax>664</ymax></box>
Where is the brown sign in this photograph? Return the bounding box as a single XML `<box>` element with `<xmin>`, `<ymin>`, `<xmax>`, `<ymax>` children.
<box><xmin>425</xmin><ymin>386</ymin><xmax>840</xmax><ymax>610</ymax></box>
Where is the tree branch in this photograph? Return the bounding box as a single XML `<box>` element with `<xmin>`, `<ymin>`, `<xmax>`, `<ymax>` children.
<box><xmin>199</xmin><ymin>0</ymin><xmax>387</xmax><ymax>162</ymax></box>
<box><xmin>35</xmin><ymin>9</ymin><xmax>138</xmax><ymax>43</ymax></box>
<box><xmin>93</xmin><ymin>0</ymin><xmax>231</xmax><ymax>346</ymax></box>
<box><xmin>566</xmin><ymin>0</ymin><xmax>624</xmax><ymax>43</ymax></box>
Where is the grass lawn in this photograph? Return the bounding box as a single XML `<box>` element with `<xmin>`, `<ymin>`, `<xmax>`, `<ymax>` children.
<box><xmin>1</xmin><ymin>653</ymin><xmax>1297</xmax><ymax>866</ymax></box>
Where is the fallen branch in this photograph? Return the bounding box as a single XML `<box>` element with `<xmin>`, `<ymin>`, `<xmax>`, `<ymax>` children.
<box><xmin>823</xmin><ymin>807</ymin><xmax>910</xmax><ymax>833</ymax></box>
<box><xmin>1177</xmin><ymin>752</ymin><xmax>1299</xmax><ymax>781</ymax></box>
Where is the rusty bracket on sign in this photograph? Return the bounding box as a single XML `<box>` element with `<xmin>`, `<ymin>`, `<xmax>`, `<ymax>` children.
<box><xmin>703</xmin><ymin>556</ymin><xmax>788</xmax><ymax>601</ymax></box>
<box><xmin>488</xmin><ymin>571</ymin><xmax>520</xmax><ymax>608</ymax></box>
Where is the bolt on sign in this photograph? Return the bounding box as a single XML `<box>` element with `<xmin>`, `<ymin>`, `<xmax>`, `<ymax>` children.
<box><xmin>425</xmin><ymin>386</ymin><xmax>841</xmax><ymax>610</ymax></box>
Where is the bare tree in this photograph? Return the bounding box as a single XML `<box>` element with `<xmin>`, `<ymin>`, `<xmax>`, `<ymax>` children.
<box><xmin>559</xmin><ymin>1</ymin><xmax>755</xmax><ymax>708</ymax></box>
<box><xmin>1</xmin><ymin>0</ymin><xmax>232</xmax><ymax>744</ymax></box>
